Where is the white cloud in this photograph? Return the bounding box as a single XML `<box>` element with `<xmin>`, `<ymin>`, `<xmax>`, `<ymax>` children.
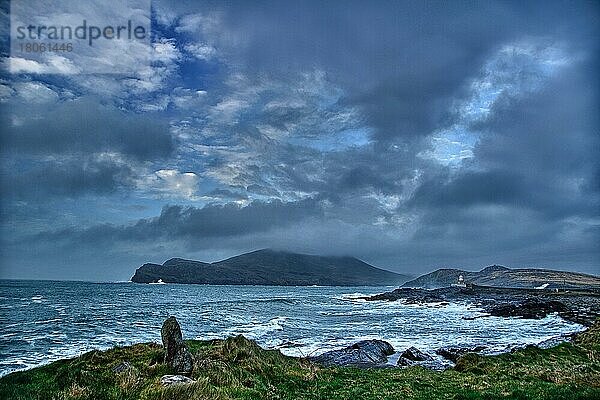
<box><xmin>153</xmin><ymin>38</ymin><xmax>181</xmax><ymax>64</ymax></box>
<box><xmin>170</xmin><ymin>87</ymin><xmax>208</xmax><ymax>109</ymax></box>
<box><xmin>12</xmin><ymin>82</ymin><xmax>60</xmax><ymax>103</ymax></box>
<box><xmin>6</xmin><ymin>55</ymin><xmax>82</xmax><ymax>74</ymax></box>
<box><xmin>211</xmin><ymin>98</ymin><xmax>250</xmax><ymax>124</ymax></box>
<box><xmin>0</xmin><ymin>83</ymin><xmax>16</xmax><ymax>103</ymax></box>
<box><xmin>136</xmin><ymin>169</ymin><xmax>200</xmax><ymax>200</ymax></box>
<box><xmin>458</xmin><ymin>39</ymin><xmax>572</xmax><ymax>123</ymax></box>
<box><xmin>175</xmin><ymin>12</ymin><xmax>222</xmax><ymax>35</ymax></box>
<box><xmin>136</xmin><ymin>94</ymin><xmax>171</xmax><ymax>112</ymax></box>
<box><xmin>153</xmin><ymin>3</ymin><xmax>178</xmax><ymax>28</ymax></box>
<box><xmin>184</xmin><ymin>43</ymin><xmax>217</xmax><ymax>61</ymax></box>
<box><xmin>9</xmin><ymin>0</ymin><xmax>152</xmax><ymax>75</ymax></box>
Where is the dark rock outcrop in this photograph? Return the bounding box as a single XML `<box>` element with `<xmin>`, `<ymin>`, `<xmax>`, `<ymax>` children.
<box><xmin>309</xmin><ymin>339</ymin><xmax>394</xmax><ymax>367</ymax></box>
<box><xmin>487</xmin><ymin>300</ymin><xmax>568</xmax><ymax>319</ymax></box>
<box><xmin>435</xmin><ymin>346</ymin><xmax>486</xmax><ymax>363</ymax></box>
<box><xmin>400</xmin><ymin>346</ymin><xmax>432</xmax><ymax>362</ymax></box>
<box><xmin>161</xmin><ymin>316</ymin><xmax>193</xmax><ymax>375</ymax></box>
<box><xmin>364</xmin><ymin>284</ymin><xmax>600</xmax><ymax>326</ymax></box>
<box><xmin>396</xmin><ymin>347</ymin><xmax>446</xmax><ymax>370</ymax></box>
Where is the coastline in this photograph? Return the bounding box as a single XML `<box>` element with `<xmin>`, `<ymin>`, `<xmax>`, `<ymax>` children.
<box><xmin>1</xmin><ymin>281</ymin><xmax>587</xmax><ymax>379</ymax></box>
<box><xmin>364</xmin><ymin>284</ymin><xmax>600</xmax><ymax>327</ymax></box>
<box><xmin>1</xmin><ymin>320</ymin><xmax>598</xmax><ymax>399</ymax></box>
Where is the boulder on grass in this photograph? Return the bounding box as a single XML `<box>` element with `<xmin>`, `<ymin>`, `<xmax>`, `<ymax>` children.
<box><xmin>112</xmin><ymin>361</ymin><xmax>133</xmax><ymax>373</ymax></box>
<box><xmin>160</xmin><ymin>374</ymin><xmax>195</xmax><ymax>386</ymax></box>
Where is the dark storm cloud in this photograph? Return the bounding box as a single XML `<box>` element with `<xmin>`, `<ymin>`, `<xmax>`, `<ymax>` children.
<box><xmin>1</xmin><ymin>97</ymin><xmax>173</xmax><ymax>160</ymax></box>
<box><xmin>400</xmin><ymin>54</ymin><xmax>599</xmax><ymax>272</ymax></box>
<box><xmin>30</xmin><ymin>197</ymin><xmax>324</xmax><ymax>244</ymax></box>
<box><xmin>0</xmin><ymin>96</ymin><xmax>173</xmax><ymax>201</ymax></box>
<box><xmin>169</xmin><ymin>0</ymin><xmax>599</xmax><ymax>207</ymax></box>
<box><xmin>409</xmin><ymin>170</ymin><xmax>523</xmax><ymax>208</ymax></box>
<box><xmin>475</xmin><ymin>64</ymin><xmax>599</xmax><ymax>172</ymax></box>
<box><xmin>176</xmin><ymin>0</ymin><xmax>597</xmax><ymax>141</ymax></box>
<box><xmin>337</xmin><ymin>164</ymin><xmax>399</xmax><ymax>193</ymax></box>
<box><xmin>2</xmin><ymin>0</ymin><xmax>599</xmax><ymax>280</ymax></box>
<box><xmin>2</xmin><ymin>198</ymin><xmax>325</xmax><ymax>279</ymax></box>
<box><xmin>469</xmin><ymin>57</ymin><xmax>599</xmax><ymax>218</ymax></box>
<box><xmin>147</xmin><ymin>197</ymin><xmax>323</xmax><ymax>238</ymax></box>
<box><xmin>1</xmin><ymin>155</ymin><xmax>133</xmax><ymax>198</ymax></box>
<box><xmin>384</xmin><ymin>48</ymin><xmax>600</xmax><ymax>275</ymax></box>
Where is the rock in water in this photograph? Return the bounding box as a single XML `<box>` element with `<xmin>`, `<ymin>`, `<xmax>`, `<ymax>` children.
<box><xmin>397</xmin><ymin>346</ymin><xmax>439</xmax><ymax>367</ymax></box>
<box><xmin>161</xmin><ymin>316</ymin><xmax>194</xmax><ymax>375</ymax></box>
<box><xmin>400</xmin><ymin>346</ymin><xmax>433</xmax><ymax>362</ymax></box>
<box><xmin>435</xmin><ymin>345</ymin><xmax>486</xmax><ymax>363</ymax></box>
<box><xmin>488</xmin><ymin>300</ymin><xmax>567</xmax><ymax>319</ymax></box>
<box><xmin>309</xmin><ymin>339</ymin><xmax>394</xmax><ymax>367</ymax></box>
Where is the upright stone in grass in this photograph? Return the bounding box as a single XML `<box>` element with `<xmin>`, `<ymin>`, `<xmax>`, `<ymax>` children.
<box><xmin>161</xmin><ymin>316</ymin><xmax>193</xmax><ymax>375</ymax></box>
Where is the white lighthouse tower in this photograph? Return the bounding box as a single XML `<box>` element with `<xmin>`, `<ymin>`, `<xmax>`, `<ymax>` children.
<box><xmin>452</xmin><ymin>274</ymin><xmax>466</xmax><ymax>287</ymax></box>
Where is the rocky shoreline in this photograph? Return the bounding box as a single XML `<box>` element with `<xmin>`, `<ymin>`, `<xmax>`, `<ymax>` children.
<box><xmin>307</xmin><ymin>332</ymin><xmax>578</xmax><ymax>371</ymax></box>
<box><xmin>144</xmin><ymin>312</ymin><xmax>593</xmax><ymax>378</ymax></box>
<box><xmin>302</xmin><ymin>283</ymin><xmax>600</xmax><ymax>370</ymax></box>
<box><xmin>363</xmin><ymin>284</ymin><xmax>600</xmax><ymax>327</ymax></box>
<box><xmin>151</xmin><ymin>316</ymin><xmax>593</xmax><ymax>376</ymax></box>
<box><xmin>3</xmin><ymin>315</ymin><xmax>598</xmax><ymax>399</ymax></box>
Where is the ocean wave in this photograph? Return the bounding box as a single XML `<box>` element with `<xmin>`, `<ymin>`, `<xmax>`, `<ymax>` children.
<box><xmin>34</xmin><ymin>318</ymin><xmax>62</xmax><ymax>325</ymax></box>
<box><xmin>336</xmin><ymin>292</ymin><xmax>370</xmax><ymax>301</ymax></box>
<box><xmin>222</xmin><ymin>316</ymin><xmax>289</xmax><ymax>339</ymax></box>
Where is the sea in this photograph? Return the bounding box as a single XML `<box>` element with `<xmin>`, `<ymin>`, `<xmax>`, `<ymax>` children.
<box><xmin>0</xmin><ymin>280</ymin><xmax>586</xmax><ymax>377</ymax></box>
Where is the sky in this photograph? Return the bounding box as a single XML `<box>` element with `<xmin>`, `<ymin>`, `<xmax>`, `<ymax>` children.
<box><xmin>0</xmin><ymin>0</ymin><xmax>598</xmax><ymax>281</ymax></box>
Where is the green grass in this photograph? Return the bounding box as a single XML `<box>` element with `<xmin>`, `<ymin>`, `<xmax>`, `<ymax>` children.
<box><xmin>1</xmin><ymin>322</ymin><xmax>599</xmax><ymax>400</ymax></box>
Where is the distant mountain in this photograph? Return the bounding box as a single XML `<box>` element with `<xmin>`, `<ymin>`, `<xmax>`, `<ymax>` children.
<box><xmin>131</xmin><ymin>249</ymin><xmax>410</xmax><ymax>286</ymax></box>
<box><xmin>402</xmin><ymin>265</ymin><xmax>600</xmax><ymax>290</ymax></box>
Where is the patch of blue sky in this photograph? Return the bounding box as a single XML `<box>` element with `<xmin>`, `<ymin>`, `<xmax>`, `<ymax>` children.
<box><xmin>423</xmin><ymin>40</ymin><xmax>571</xmax><ymax>167</ymax></box>
<box><xmin>287</xmin><ymin>128</ymin><xmax>371</xmax><ymax>152</ymax></box>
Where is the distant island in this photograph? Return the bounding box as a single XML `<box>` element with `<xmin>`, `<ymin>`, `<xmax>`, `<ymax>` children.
<box><xmin>402</xmin><ymin>265</ymin><xmax>600</xmax><ymax>290</ymax></box>
<box><xmin>130</xmin><ymin>249</ymin><xmax>410</xmax><ymax>286</ymax></box>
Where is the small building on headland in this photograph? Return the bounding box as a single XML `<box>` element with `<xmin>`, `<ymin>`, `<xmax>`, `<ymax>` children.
<box><xmin>451</xmin><ymin>274</ymin><xmax>467</xmax><ymax>288</ymax></box>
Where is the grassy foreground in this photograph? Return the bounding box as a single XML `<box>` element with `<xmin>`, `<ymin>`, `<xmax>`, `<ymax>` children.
<box><xmin>1</xmin><ymin>322</ymin><xmax>599</xmax><ymax>400</ymax></box>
